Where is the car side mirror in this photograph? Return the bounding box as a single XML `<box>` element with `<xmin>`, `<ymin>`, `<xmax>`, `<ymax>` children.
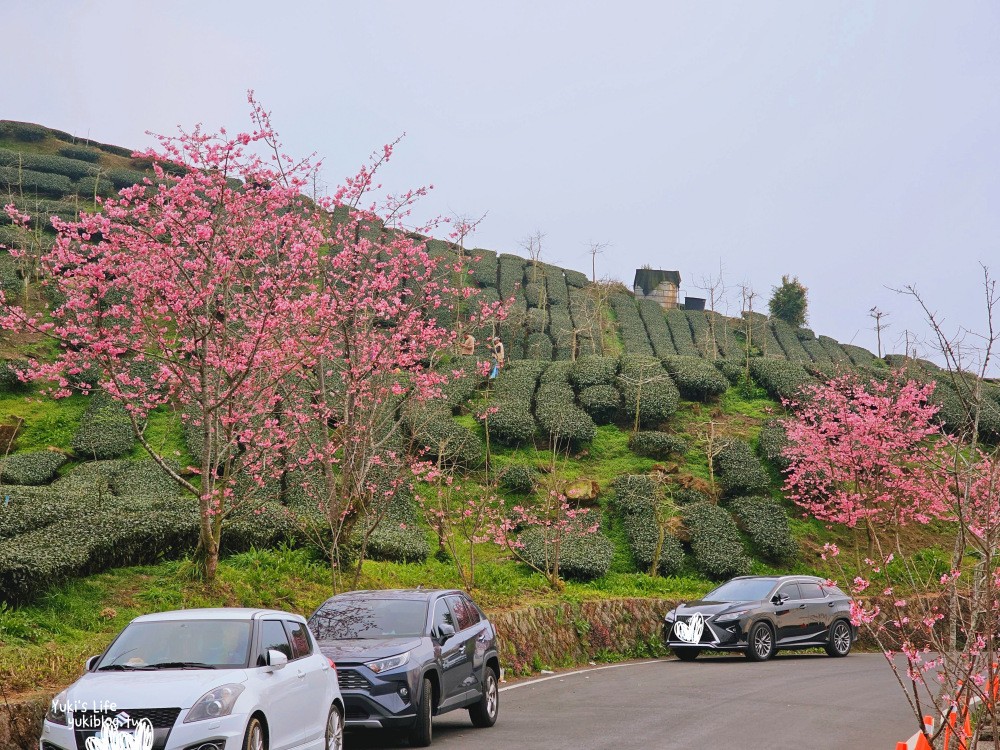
<box><xmin>265</xmin><ymin>649</ymin><xmax>288</xmax><ymax>672</ymax></box>
<box><xmin>772</xmin><ymin>594</ymin><xmax>786</xmax><ymax>605</ymax></box>
<box><xmin>436</xmin><ymin>623</ymin><xmax>456</xmax><ymax>643</ymax></box>
<box><xmin>85</xmin><ymin>655</ymin><xmax>101</xmax><ymax>672</ymax></box>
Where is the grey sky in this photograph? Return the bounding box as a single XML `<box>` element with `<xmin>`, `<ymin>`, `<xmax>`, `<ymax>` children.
<box><xmin>6</xmin><ymin>1</ymin><xmax>999</xmax><ymax>371</ymax></box>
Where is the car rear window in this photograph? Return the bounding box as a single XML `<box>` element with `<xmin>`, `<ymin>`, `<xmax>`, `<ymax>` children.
<box><xmin>798</xmin><ymin>582</ymin><xmax>825</xmax><ymax>599</ymax></box>
<box><xmin>309</xmin><ymin>599</ymin><xmax>428</xmax><ymax>640</ymax></box>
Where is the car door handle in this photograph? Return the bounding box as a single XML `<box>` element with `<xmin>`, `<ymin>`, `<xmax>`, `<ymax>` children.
<box><xmin>797</xmin><ymin>604</ymin><xmax>806</xmax><ymax>609</ymax></box>
<box><xmin>828</xmin><ymin>602</ymin><xmax>835</xmax><ymax>607</ymax></box>
<box><xmin>296</xmin><ymin>669</ymin><xmax>305</xmax><ymax>679</ymax></box>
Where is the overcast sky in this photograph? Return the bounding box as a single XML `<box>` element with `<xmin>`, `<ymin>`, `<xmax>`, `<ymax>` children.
<box><xmin>6</xmin><ymin>1</ymin><xmax>999</xmax><ymax>371</ymax></box>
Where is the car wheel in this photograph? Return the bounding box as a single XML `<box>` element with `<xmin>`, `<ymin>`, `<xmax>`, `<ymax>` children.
<box><xmin>824</xmin><ymin>620</ymin><xmax>853</xmax><ymax>657</ymax></box>
<box><xmin>745</xmin><ymin>622</ymin><xmax>775</xmax><ymax>662</ymax></box>
<box><xmin>673</xmin><ymin>647</ymin><xmax>701</xmax><ymax>662</ymax></box>
<box><xmin>325</xmin><ymin>704</ymin><xmax>344</xmax><ymax>750</ymax></box>
<box><xmin>242</xmin><ymin>716</ymin><xmax>267</xmax><ymax>750</ymax></box>
<box><xmin>469</xmin><ymin>666</ymin><xmax>499</xmax><ymax>728</ymax></box>
<box><xmin>408</xmin><ymin>677</ymin><xmax>434</xmax><ymax>747</ymax></box>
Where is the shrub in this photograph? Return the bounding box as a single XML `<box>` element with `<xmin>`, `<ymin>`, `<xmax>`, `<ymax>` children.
<box><xmin>673</xmin><ymin>487</ymin><xmax>708</xmax><ymax>505</ymax></box>
<box><xmin>543</xmin><ymin>264</ymin><xmax>570</xmax><ymax>307</ymax></box>
<box><xmin>405</xmin><ymin>403</ymin><xmax>483</xmax><ymax>468</ymax></box>
<box><xmin>610</xmin><ymin>474</ymin><xmax>658</xmax><ymax>516</ymax></box>
<box><xmin>0</xmin><ymin>451</ymin><xmax>66</xmax><ymax>485</ymax></box>
<box><xmin>364</xmin><ymin>489</ymin><xmax>430</xmax><ymax>564</ymax></box>
<box><xmin>817</xmin><ymin>336</ymin><xmax>853</xmax><ymax>365</ymax></box>
<box><xmin>525</xmin><ymin>307</ymin><xmax>548</xmax><ymax>333</ymax></box>
<box><xmin>610</xmin><ymin>474</ymin><xmax>683</xmax><ymax>575</ymax></box>
<box><xmin>714</xmin><ymin>438</ymin><xmax>770</xmax><ymax>498</ymax></box>
<box><xmin>485</xmin><ymin>360</ymin><xmax>545</xmax><ymax>444</ymax></box>
<box><xmin>498</xmin><ymin>254</ymin><xmax>525</xmax><ymax>301</ymax></box>
<box><xmin>222</xmin><ymin>502</ymin><xmax>304</xmax><ymax>553</ymax></box>
<box><xmin>571</xmin><ymin>355</ymin><xmax>618</xmax><ymax>388</ymax></box>
<box><xmin>568</xmin><ymin>287</ymin><xmax>602</xmax><ymax>345</ymax></box>
<box><xmin>636</xmin><ymin>299</ymin><xmax>676</xmax><ymax>358</ymax></box>
<box><xmin>71</xmin><ymin>392</ymin><xmax>137</xmax><ymax>459</ymax></box>
<box><xmin>468</xmin><ymin>248</ymin><xmax>498</xmax><ymax>288</ymax></box>
<box><xmin>523</xmin><ymin>281</ymin><xmax>546</xmax><ymax>308</ymax></box>
<box><xmin>714</xmin><ymin>358</ymin><xmax>744</xmax><ymax>385</ymax></box>
<box><xmin>0</xmin><ymin>148</ymin><xmax>99</xmax><ymax>180</ymax></box>
<box><xmin>757</xmin><ymin>419</ymin><xmax>791</xmax><ymax>470</ymax></box>
<box><xmin>578</xmin><ymin>384</ymin><xmax>621</xmax><ymax>424</ymax></box>
<box><xmin>617</xmin><ymin>354</ymin><xmax>680</xmax><ymax>427</ymax></box>
<box><xmin>73</xmin><ymin>174</ymin><xmax>117</xmax><ymax>198</ymax></box>
<box><xmin>58</xmin><ymin>145</ymin><xmax>102</xmax><ymax>163</ymax></box>
<box><xmin>564</xmin><ymin>269</ymin><xmax>589</xmax><ymax>288</ymax></box>
<box><xmin>682</xmin><ymin>502</ymin><xmax>751</xmax><ymax>580</ymax></box>
<box><xmin>769</xmin><ymin>319</ymin><xmax>812</xmax><ymax>362</ymax></box>
<box><xmin>107</xmin><ymin>459</ymin><xmax>183</xmax><ymax>497</ymax></box>
<box><xmin>665</xmin><ymin>309</ymin><xmax>699</xmax><ymax>357</ymax></box>
<box><xmin>0</xmin><ymin>359</ymin><xmax>30</xmax><ymax>392</ymax></box>
<box><xmin>842</xmin><ymin>344</ymin><xmax>878</xmax><ymax>367</ymax></box>
<box><xmin>610</xmin><ymin>294</ymin><xmax>654</xmax><ymax>355</ymax></box>
<box><xmin>662</xmin><ymin>356</ymin><xmax>729</xmax><ymax>401</ymax></box>
<box><xmin>748</xmin><ymin>358</ymin><xmax>815</xmax><ymax>403</ymax></box>
<box><xmin>106</xmin><ymin>168</ymin><xmax>152</xmax><ymax>190</ymax></box>
<box><xmin>535</xmin><ymin>381</ymin><xmax>596</xmax><ymax>444</ymax></box>
<box><xmin>0</xmin><ymin>167</ymin><xmax>73</xmax><ymax>198</ymax></box>
<box><xmin>684</xmin><ymin>310</ymin><xmax>720</xmax><ymax>357</ymax></box>
<box><xmin>549</xmin><ymin>307</ymin><xmax>575</xmax><ymax>359</ymax></box>
<box><xmin>709</xmin><ymin>312</ymin><xmax>745</xmax><ymax>359</ymax></box>
<box><xmin>499</xmin><ymin>464</ymin><xmax>536</xmax><ymax>494</ymax></box>
<box><xmin>524</xmin><ymin>331</ymin><xmax>553</xmax><ymax>360</ymax></box>
<box><xmin>628</xmin><ymin>431</ymin><xmax>687</xmax><ymax>459</ymax></box>
<box><xmin>519</xmin><ymin>522</ymin><xmax>614</xmax><ymax>580</ymax></box>
<box><xmin>799</xmin><ymin>335</ymin><xmax>833</xmax><ymax>364</ymax></box>
<box><xmin>0</xmin><ymin>121</ymin><xmax>49</xmax><ymax>142</ymax></box>
<box><xmin>729</xmin><ymin>496</ymin><xmax>797</xmax><ymax>563</ymax></box>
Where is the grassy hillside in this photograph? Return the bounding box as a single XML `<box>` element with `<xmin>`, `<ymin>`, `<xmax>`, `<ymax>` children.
<box><xmin>0</xmin><ymin>120</ymin><xmax>972</xmax><ymax>695</ymax></box>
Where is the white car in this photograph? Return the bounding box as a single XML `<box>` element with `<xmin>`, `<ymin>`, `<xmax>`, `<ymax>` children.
<box><xmin>39</xmin><ymin>608</ymin><xmax>344</xmax><ymax>750</ymax></box>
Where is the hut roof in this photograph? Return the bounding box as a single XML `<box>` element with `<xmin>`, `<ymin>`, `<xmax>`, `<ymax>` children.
<box><xmin>633</xmin><ymin>269</ymin><xmax>681</xmax><ymax>295</ymax></box>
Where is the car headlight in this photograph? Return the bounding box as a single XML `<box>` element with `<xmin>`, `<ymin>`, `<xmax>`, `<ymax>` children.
<box><xmin>714</xmin><ymin>610</ymin><xmax>749</xmax><ymax>623</ymax></box>
<box><xmin>365</xmin><ymin>651</ymin><xmax>410</xmax><ymax>674</ymax></box>
<box><xmin>664</xmin><ymin>610</ymin><xmax>676</xmax><ymax>622</ymax></box>
<box><xmin>45</xmin><ymin>691</ymin><xmax>68</xmax><ymax>726</ymax></box>
<box><xmin>184</xmin><ymin>684</ymin><xmax>245</xmax><ymax>723</ymax></box>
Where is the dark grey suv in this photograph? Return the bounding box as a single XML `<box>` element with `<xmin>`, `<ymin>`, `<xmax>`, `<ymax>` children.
<box><xmin>663</xmin><ymin>575</ymin><xmax>856</xmax><ymax>662</ymax></box>
<box><xmin>307</xmin><ymin>589</ymin><xmax>500</xmax><ymax>747</ymax></box>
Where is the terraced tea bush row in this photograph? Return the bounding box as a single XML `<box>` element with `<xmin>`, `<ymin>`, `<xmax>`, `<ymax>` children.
<box><xmin>637</xmin><ymin>299</ymin><xmax>676</xmax><ymax>358</ymax></box>
<box><xmin>57</xmin><ymin>145</ymin><xmax>102</xmax><ymax>163</ymax></box>
<box><xmin>662</xmin><ymin>355</ymin><xmax>729</xmax><ymax>401</ymax></box>
<box><xmin>729</xmin><ymin>496</ymin><xmax>797</xmax><ymax>562</ymax></box>
<box><xmin>519</xmin><ymin>520</ymin><xmax>614</xmax><ymax>580</ymax></box>
<box><xmin>578</xmin><ymin>384</ymin><xmax>621</xmax><ymax>423</ymax></box>
<box><xmin>757</xmin><ymin>419</ymin><xmax>791</xmax><ymax>470</ymax></box>
<box><xmin>681</xmin><ymin>501</ymin><xmax>751</xmax><ymax>580</ymax></box>
<box><xmin>405</xmin><ymin>403</ymin><xmax>483</xmax><ymax>467</ymax></box>
<box><xmin>769</xmin><ymin>319</ymin><xmax>812</xmax><ymax>362</ymax></box>
<box><xmin>0</xmin><ymin>147</ymin><xmax>100</xmax><ymax>179</ymax></box>
<box><xmin>523</xmin><ymin>280</ymin><xmax>546</xmax><ymax>309</ymax></box>
<box><xmin>468</xmin><ymin>248</ymin><xmax>498</xmax><ymax>288</ymax></box>
<box><xmin>664</xmin><ymin>309</ymin><xmax>699</xmax><ymax>357</ymax></box>
<box><xmin>568</xmin><ymin>288</ymin><xmax>602</xmax><ymax>347</ymax></box>
<box><xmin>841</xmin><ymin>343</ymin><xmax>878</xmax><ymax>366</ymax></box>
<box><xmin>0</xmin><ymin>451</ymin><xmax>67</xmax><ymax>485</ymax></box>
<box><xmin>610</xmin><ymin>474</ymin><xmax>683</xmax><ymax>576</ymax></box>
<box><xmin>365</xmin><ymin>488</ymin><xmax>430</xmax><ymax>563</ymax></box>
<box><xmin>71</xmin><ymin>392</ymin><xmax>137</xmax><ymax>460</ymax></box>
<box><xmin>684</xmin><ymin>310</ymin><xmax>719</xmax><ymax>358</ymax></box>
<box><xmin>535</xmin><ymin>363</ymin><xmax>596</xmax><ymax>444</ymax></box>
<box><xmin>549</xmin><ymin>306</ymin><xmax>575</xmax><ymax>359</ymax></box>
<box><xmin>543</xmin><ymin>263</ymin><xmax>570</xmax><ymax>307</ymax></box>
<box><xmin>817</xmin><ymin>336</ymin><xmax>853</xmax><ymax>365</ymax></box>
<box><xmin>610</xmin><ymin>293</ymin><xmax>654</xmax><ymax>355</ymax></box>
<box><xmin>485</xmin><ymin>360</ymin><xmax>546</xmax><ymax>444</ymax></box>
<box><xmin>748</xmin><ymin>358</ymin><xmax>815</xmax><ymax>403</ymax></box>
<box><xmin>498</xmin><ymin>253</ymin><xmax>525</xmax><ymax>300</ymax></box>
<box><xmin>565</xmin><ymin>268</ymin><xmax>589</xmax><ymax>288</ymax></box>
<box><xmin>617</xmin><ymin>354</ymin><xmax>680</xmax><ymax>427</ymax></box>
<box><xmin>714</xmin><ymin>358</ymin><xmax>744</xmax><ymax>385</ymax></box>
<box><xmin>0</xmin><ymin>166</ymin><xmax>73</xmax><ymax>198</ymax></box>
<box><xmin>628</xmin><ymin>431</ymin><xmax>687</xmax><ymax>459</ymax></box>
<box><xmin>525</xmin><ymin>331</ymin><xmax>553</xmax><ymax>360</ymax></box>
<box><xmin>571</xmin><ymin>355</ymin><xmax>618</xmax><ymax>388</ymax></box>
<box><xmin>713</xmin><ymin>438</ymin><xmax>770</xmax><ymax>498</ymax></box>
<box><xmin>709</xmin><ymin>312</ymin><xmax>745</xmax><ymax>359</ymax></box>
<box><xmin>498</xmin><ymin>463</ymin><xmax>536</xmax><ymax>493</ymax></box>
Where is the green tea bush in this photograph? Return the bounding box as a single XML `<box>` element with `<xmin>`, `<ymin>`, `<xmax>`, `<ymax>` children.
<box><xmin>499</xmin><ymin>464</ymin><xmax>536</xmax><ymax>494</ymax></box>
<box><xmin>468</xmin><ymin>248</ymin><xmax>497</xmax><ymax>288</ymax></box>
<box><xmin>610</xmin><ymin>473</ymin><xmax>683</xmax><ymax>575</ymax></box>
<box><xmin>498</xmin><ymin>253</ymin><xmax>525</xmax><ymax>300</ymax></box>
<box><xmin>748</xmin><ymin>359</ymin><xmax>815</xmax><ymax>403</ymax></box>
<box><xmin>543</xmin><ymin>264</ymin><xmax>570</xmax><ymax>307</ymax></box>
<box><xmin>0</xmin><ymin>451</ymin><xmax>66</xmax><ymax>485</ymax></box>
<box><xmin>72</xmin><ymin>392</ymin><xmax>137</xmax><ymax>459</ymax></box>
<box><xmin>714</xmin><ymin>358</ymin><xmax>744</xmax><ymax>385</ymax></box>
<box><xmin>364</xmin><ymin>490</ymin><xmax>429</xmax><ymax>563</ymax></box>
<box><xmin>525</xmin><ymin>306</ymin><xmax>548</xmax><ymax>333</ymax></box>
<box><xmin>709</xmin><ymin>312</ymin><xmax>745</xmax><ymax>359</ymax></box>
<box><xmin>107</xmin><ymin>459</ymin><xmax>183</xmax><ymax>497</ymax></box>
<box><xmin>665</xmin><ymin>309</ymin><xmax>699</xmax><ymax>357</ymax></box>
<box><xmin>0</xmin><ymin>121</ymin><xmax>49</xmax><ymax>142</ymax></box>
<box><xmin>628</xmin><ymin>431</ymin><xmax>687</xmax><ymax>459</ymax></box>
<box><xmin>769</xmin><ymin>319</ymin><xmax>812</xmax><ymax>362</ymax></box>
<box><xmin>485</xmin><ymin>360</ymin><xmax>544</xmax><ymax>444</ymax></box>
<box><xmin>571</xmin><ymin>355</ymin><xmax>618</xmax><ymax>388</ymax></box>
<box><xmin>73</xmin><ymin>174</ymin><xmax>117</xmax><ymax>198</ymax></box>
<box><xmin>714</xmin><ymin>438</ymin><xmax>770</xmax><ymax>498</ymax></box>
<box><xmin>519</xmin><ymin>522</ymin><xmax>614</xmax><ymax>580</ymax></box>
<box><xmin>568</xmin><ymin>288</ymin><xmax>602</xmax><ymax>345</ymax></box>
<box><xmin>0</xmin><ymin>148</ymin><xmax>98</xmax><ymax>180</ymax></box>
<box><xmin>662</xmin><ymin>356</ymin><xmax>729</xmax><ymax>401</ymax></box>
<box><xmin>637</xmin><ymin>299</ymin><xmax>676</xmax><ymax>358</ymax></box>
<box><xmin>729</xmin><ymin>496</ymin><xmax>797</xmax><ymax>562</ymax></box>
<box><xmin>0</xmin><ymin>167</ymin><xmax>73</xmax><ymax>198</ymax></box>
<box><xmin>673</xmin><ymin>487</ymin><xmax>709</xmax><ymax>505</ymax></box>
<box><xmin>799</xmin><ymin>335</ymin><xmax>833</xmax><ymax>364</ymax></box>
<box><xmin>564</xmin><ymin>268</ymin><xmax>589</xmax><ymax>288</ymax></box>
<box><xmin>539</xmin><ymin>361</ymin><xmax>574</xmax><ymax>384</ymax></box>
<box><xmin>523</xmin><ymin>281</ymin><xmax>546</xmax><ymax>308</ymax></box>
<box><xmin>842</xmin><ymin>344</ymin><xmax>878</xmax><ymax>367</ymax></box>
<box><xmin>535</xmin><ymin>381</ymin><xmax>596</xmax><ymax>444</ymax></box>
<box><xmin>0</xmin><ymin>358</ymin><xmax>30</xmax><ymax>392</ymax></box>
<box><xmin>405</xmin><ymin>404</ymin><xmax>484</xmax><ymax>468</ymax></box>
<box><xmin>610</xmin><ymin>474</ymin><xmax>658</xmax><ymax>516</ymax></box>
<box><xmin>684</xmin><ymin>310</ymin><xmax>718</xmax><ymax>358</ymax></box>
<box><xmin>817</xmin><ymin>336</ymin><xmax>853</xmax><ymax>365</ymax></box>
<box><xmin>106</xmin><ymin>168</ymin><xmax>152</xmax><ymax>190</ymax></box>
<box><xmin>682</xmin><ymin>502</ymin><xmax>751</xmax><ymax>580</ymax></box>
<box><xmin>610</xmin><ymin>294</ymin><xmax>654</xmax><ymax>355</ymax></box>
<box><xmin>58</xmin><ymin>145</ymin><xmax>102</xmax><ymax>163</ymax></box>
<box><xmin>549</xmin><ymin>307</ymin><xmax>575</xmax><ymax>360</ymax></box>
<box><xmin>525</xmin><ymin>332</ymin><xmax>553</xmax><ymax>360</ymax></box>
<box><xmin>617</xmin><ymin>354</ymin><xmax>680</xmax><ymax>427</ymax></box>
<box><xmin>757</xmin><ymin>419</ymin><xmax>791</xmax><ymax>470</ymax></box>
<box><xmin>578</xmin><ymin>384</ymin><xmax>621</xmax><ymax>424</ymax></box>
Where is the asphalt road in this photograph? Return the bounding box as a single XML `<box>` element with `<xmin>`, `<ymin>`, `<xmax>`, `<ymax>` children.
<box><xmin>345</xmin><ymin>653</ymin><xmax>918</xmax><ymax>750</ymax></box>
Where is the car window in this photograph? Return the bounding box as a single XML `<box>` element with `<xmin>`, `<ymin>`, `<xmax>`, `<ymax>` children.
<box><xmin>776</xmin><ymin>584</ymin><xmax>801</xmax><ymax>602</ymax></box>
<box><xmin>432</xmin><ymin>597</ymin><xmax>455</xmax><ymax>635</ymax></box>
<box><xmin>258</xmin><ymin>620</ymin><xmax>292</xmax><ymax>666</ymax></box>
<box><xmin>283</xmin><ymin>620</ymin><xmax>312</xmax><ymax>660</ymax></box>
<box><xmin>448</xmin><ymin>595</ymin><xmax>481</xmax><ymax>631</ymax></box>
<box><xmin>798</xmin><ymin>582</ymin><xmax>825</xmax><ymax>599</ymax></box>
<box><xmin>98</xmin><ymin>619</ymin><xmax>251</xmax><ymax>670</ymax></box>
<box><xmin>309</xmin><ymin>599</ymin><xmax>428</xmax><ymax>640</ymax></box>
<box><xmin>822</xmin><ymin>584</ymin><xmax>847</xmax><ymax>597</ymax></box>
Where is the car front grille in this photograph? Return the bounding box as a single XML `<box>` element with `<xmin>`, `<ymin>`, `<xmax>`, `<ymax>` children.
<box><xmin>72</xmin><ymin>708</ymin><xmax>181</xmax><ymax>750</ymax></box>
<box><xmin>672</xmin><ymin>617</ymin><xmax>717</xmax><ymax>644</ymax></box>
<box><xmin>337</xmin><ymin>667</ymin><xmax>373</xmax><ymax>691</ymax></box>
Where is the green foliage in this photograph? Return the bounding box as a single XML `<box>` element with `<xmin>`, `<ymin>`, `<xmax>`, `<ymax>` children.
<box><xmin>498</xmin><ymin>253</ymin><xmax>525</xmax><ymax>301</ymax></box>
<box><xmin>0</xmin><ymin>451</ymin><xmax>66</xmax><ymax>485</ymax></box>
<box><xmin>768</xmin><ymin>274</ymin><xmax>808</xmax><ymax>327</ymax></box>
<box><xmin>610</xmin><ymin>474</ymin><xmax>658</xmax><ymax>516</ymax></box>
<box><xmin>106</xmin><ymin>168</ymin><xmax>151</xmax><ymax>190</ymax></box>
<box><xmin>714</xmin><ymin>358</ymin><xmax>744</xmax><ymax>385</ymax></box>
<box><xmin>571</xmin><ymin>355</ymin><xmax>618</xmax><ymax>388</ymax></box>
<box><xmin>628</xmin><ymin>431</ymin><xmax>687</xmax><ymax>459</ymax></box>
<box><xmin>609</xmin><ymin>474</ymin><xmax>683</xmax><ymax>576</ymax></box>
<box><xmin>485</xmin><ymin>360</ymin><xmax>545</xmax><ymax>444</ymax></box>
<box><xmin>467</xmin><ymin>248</ymin><xmax>497</xmax><ymax>288</ymax></box>
<box><xmin>73</xmin><ymin>174</ymin><xmax>117</xmax><ymax>198</ymax></box>
<box><xmin>816</xmin><ymin>336</ymin><xmax>853</xmax><ymax>365</ymax></box>
<box><xmin>524</xmin><ymin>281</ymin><xmax>546</xmax><ymax>308</ymax></box>
<box><xmin>616</xmin><ymin>354</ymin><xmax>680</xmax><ymax>427</ymax></box>
<box><xmin>106</xmin><ymin>459</ymin><xmax>183</xmax><ymax>497</ymax></box>
<box><xmin>534</xmin><ymin>365</ymin><xmax>596</xmax><ymax>444</ymax></box>
<box><xmin>564</xmin><ymin>269</ymin><xmax>589</xmax><ymax>288</ymax></box>
<box><xmin>405</xmin><ymin>403</ymin><xmax>483</xmax><ymax>468</ymax></box>
<box><xmin>0</xmin><ymin>121</ymin><xmax>49</xmax><ymax>142</ymax></box>
<box><xmin>757</xmin><ymin>419</ymin><xmax>791</xmax><ymax>470</ymax></box>
<box><xmin>682</xmin><ymin>502</ymin><xmax>751</xmax><ymax>580</ymax></box>
<box><xmin>525</xmin><ymin>331</ymin><xmax>553</xmax><ymax>360</ymax></box>
<box><xmin>0</xmin><ymin>359</ymin><xmax>30</xmax><ymax>393</ymax></box>
<box><xmin>548</xmin><ymin>306</ymin><xmax>575</xmax><ymax>359</ymax></box>
<box><xmin>664</xmin><ymin>309</ymin><xmax>699</xmax><ymax>357</ymax></box>
<box><xmin>769</xmin><ymin>319</ymin><xmax>812</xmax><ymax>362</ymax></box>
<box><xmin>0</xmin><ymin>166</ymin><xmax>74</xmax><ymax>198</ymax></box>
<box><xmin>57</xmin><ymin>145</ymin><xmax>101</xmax><ymax>163</ymax></box>
<box><xmin>71</xmin><ymin>392</ymin><xmax>137</xmax><ymax>460</ymax></box>
<box><xmin>499</xmin><ymin>463</ymin><xmax>536</xmax><ymax>493</ymax></box>
<box><xmin>673</xmin><ymin>487</ymin><xmax>709</xmax><ymax>505</ymax></box>
<box><xmin>842</xmin><ymin>344</ymin><xmax>878</xmax><ymax>367</ymax></box>
<box><xmin>637</xmin><ymin>299</ymin><xmax>676</xmax><ymax>358</ymax></box>
<box><xmin>610</xmin><ymin>294</ymin><xmax>654</xmax><ymax>355</ymax></box>
<box><xmin>578</xmin><ymin>384</ymin><xmax>621</xmax><ymax>424</ymax></box>
<box><xmin>542</xmin><ymin>263</ymin><xmax>570</xmax><ymax>307</ymax></box>
<box><xmin>714</xmin><ymin>438</ymin><xmax>770</xmax><ymax>498</ymax></box>
<box><xmin>684</xmin><ymin>310</ymin><xmax>718</xmax><ymax>357</ymax></box>
<box><xmin>729</xmin><ymin>497</ymin><xmax>797</xmax><ymax>563</ymax></box>
<box><xmin>0</xmin><ymin>148</ymin><xmax>100</xmax><ymax>180</ymax></box>
<box><xmin>365</xmin><ymin>489</ymin><xmax>430</xmax><ymax>564</ymax></box>
<box><xmin>518</xmin><ymin>522</ymin><xmax>614</xmax><ymax>580</ymax></box>
<box><xmin>662</xmin><ymin>356</ymin><xmax>729</xmax><ymax>401</ymax></box>
<box><xmin>748</xmin><ymin>358</ymin><xmax>815</xmax><ymax>403</ymax></box>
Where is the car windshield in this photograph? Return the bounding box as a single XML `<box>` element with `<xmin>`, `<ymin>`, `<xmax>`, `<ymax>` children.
<box><xmin>309</xmin><ymin>599</ymin><xmax>428</xmax><ymax>640</ymax></box>
<box><xmin>705</xmin><ymin>579</ymin><xmax>777</xmax><ymax>602</ymax></box>
<box><xmin>98</xmin><ymin>619</ymin><xmax>251</xmax><ymax>670</ymax></box>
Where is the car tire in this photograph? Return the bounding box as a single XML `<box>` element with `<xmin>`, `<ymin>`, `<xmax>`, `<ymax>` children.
<box><xmin>408</xmin><ymin>677</ymin><xmax>434</xmax><ymax>747</ymax></box>
<box><xmin>242</xmin><ymin>716</ymin><xmax>267</xmax><ymax>750</ymax></box>
<box><xmin>469</xmin><ymin>666</ymin><xmax>500</xmax><ymax>728</ymax></box>
<box><xmin>325</xmin><ymin>704</ymin><xmax>344</xmax><ymax>750</ymax></box>
<box><xmin>673</xmin><ymin>647</ymin><xmax>701</xmax><ymax>662</ymax></box>
<box><xmin>824</xmin><ymin>619</ymin><xmax>853</xmax><ymax>658</ymax></box>
<box><xmin>745</xmin><ymin>622</ymin><xmax>775</xmax><ymax>662</ymax></box>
